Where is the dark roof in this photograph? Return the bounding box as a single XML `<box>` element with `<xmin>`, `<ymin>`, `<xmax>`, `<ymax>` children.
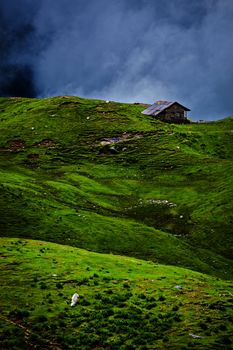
<box><xmin>142</xmin><ymin>101</ymin><xmax>190</xmax><ymax>116</ymax></box>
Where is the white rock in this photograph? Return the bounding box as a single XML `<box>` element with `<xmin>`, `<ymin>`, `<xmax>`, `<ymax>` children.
<box><xmin>174</xmin><ymin>285</ymin><xmax>182</xmax><ymax>289</ymax></box>
<box><xmin>71</xmin><ymin>293</ymin><xmax>79</xmax><ymax>307</ymax></box>
<box><xmin>189</xmin><ymin>333</ymin><xmax>204</xmax><ymax>339</ymax></box>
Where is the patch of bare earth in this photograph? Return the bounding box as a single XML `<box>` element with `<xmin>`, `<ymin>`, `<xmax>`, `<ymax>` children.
<box><xmin>0</xmin><ymin>140</ymin><xmax>25</xmax><ymax>152</ymax></box>
<box><xmin>27</xmin><ymin>154</ymin><xmax>40</xmax><ymax>160</ymax></box>
<box><xmin>33</xmin><ymin>139</ymin><xmax>56</xmax><ymax>148</ymax></box>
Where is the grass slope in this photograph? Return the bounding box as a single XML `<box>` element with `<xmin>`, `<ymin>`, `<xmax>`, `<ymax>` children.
<box><xmin>0</xmin><ymin>238</ymin><xmax>232</xmax><ymax>349</ymax></box>
<box><xmin>0</xmin><ymin>96</ymin><xmax>233</xmax><ymax>279</ymax></box>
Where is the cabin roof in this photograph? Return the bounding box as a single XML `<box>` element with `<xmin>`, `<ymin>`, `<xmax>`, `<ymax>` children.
<box><xmin>142</xmin><ymin>101</ymin><xmax>190</xmax><ymax>116</ymax></box>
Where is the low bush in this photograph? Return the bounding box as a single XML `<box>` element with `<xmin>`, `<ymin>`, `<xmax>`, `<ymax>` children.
<box><xmin>56</xmin><ymin>282</ymin><xmax>63</xmax><ymax>289</ymax></box>
<box><xmin>36</xmin><ymin>315</ymin><xmax>48</xmax><ymax>323</ymax></box>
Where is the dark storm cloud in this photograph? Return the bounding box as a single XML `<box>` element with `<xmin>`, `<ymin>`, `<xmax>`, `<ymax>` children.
<box><xmin>1</xmin><ymin>0</ymin><xmax>233</xmax><ymax>119</ymax></box>
<box><xmin>0</xmin><ymin>1</ymin><xmax>39</xmax><ymax>96</ymax></box>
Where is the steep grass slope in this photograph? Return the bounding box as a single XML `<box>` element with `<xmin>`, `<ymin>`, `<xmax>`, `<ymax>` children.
<box><xmin>0</xmin><ymin>96</ymin><xmax>233</xmax><ymax>278</ymax></box>
<box><xmin>0</xmin><ymin>238</ymin><xmax>232</xmax><ymax>349</ymax></box>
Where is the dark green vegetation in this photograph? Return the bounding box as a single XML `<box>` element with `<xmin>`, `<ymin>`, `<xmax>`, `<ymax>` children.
<box><xmin>0</xmin><ymin>96</ymin><xmax>233</xmax><ymax>348</ymax></box>
<box><xmin>1</xmin><ymin>238</ymin><xmax>233</xmax><ymax>349</ymax></box>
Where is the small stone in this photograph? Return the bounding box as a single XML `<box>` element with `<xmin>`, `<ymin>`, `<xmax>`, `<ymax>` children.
<box><xmin>71</xmin><ymin>293</ymin><xmax>79</xmax><ymax>307</ymax></box>
<box><xmin>174</xmin><ymin>285</ymin><xmax>182</xmax><ymax>289</ymax></box>
<box><xmin>189</xmin><ymin>333</ymin><xmax>204</xmax><ymax>339</ymax></box>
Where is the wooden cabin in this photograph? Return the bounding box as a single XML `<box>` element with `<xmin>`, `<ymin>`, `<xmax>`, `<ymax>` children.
<box><xmin>142</xmin><ymin>101</ymin><xmax>190</xmax><ymax>124</ymax></box>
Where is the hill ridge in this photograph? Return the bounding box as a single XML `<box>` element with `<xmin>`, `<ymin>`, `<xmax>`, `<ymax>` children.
<box><xmin>0</xmin><ymin>95</ymin><xmax>233</xmax><ymax>279</ymax></box>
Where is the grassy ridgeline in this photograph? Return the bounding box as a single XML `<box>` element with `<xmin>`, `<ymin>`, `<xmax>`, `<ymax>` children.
<box><xmin>0</xmin><ymin>96</ymin><xmax>233</xmax><ymax>279</ymax></box>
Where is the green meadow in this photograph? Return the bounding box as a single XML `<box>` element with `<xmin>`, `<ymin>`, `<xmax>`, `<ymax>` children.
<box><xmin>0</xmin><ymin>96</ymin><xmax>232</xmax><ymax>348</ymax></box>
<box><xmin>1</xmin><ymin>238</ymin><xmax>232</xmax><ymax>349</ymax></box>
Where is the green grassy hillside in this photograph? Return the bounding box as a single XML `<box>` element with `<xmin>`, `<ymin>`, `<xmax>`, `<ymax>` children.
<box><xmin>1</xmin><ymin>238</ymin><xmax>232</xmax><ymax>349</ymax></box>
<box><xmin>0</xmin><ymin>96</ymin><xmax>233</xmax><ymax>279</ymax></box>
<box><xmin>1</xmin><ymin>96</ymin><xmax>233</xmax><ymax>349</ymax></box>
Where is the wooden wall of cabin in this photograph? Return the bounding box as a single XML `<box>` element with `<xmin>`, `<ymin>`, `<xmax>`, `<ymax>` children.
<box><xmin>165</xmin><ymin>104</ymin><xmax>187</xmax><ymax>120</ymax></box>
<box><xmin>155</xmin><ymin>104</ymin><xmax>189</xmax><ymax>124</ymax></box>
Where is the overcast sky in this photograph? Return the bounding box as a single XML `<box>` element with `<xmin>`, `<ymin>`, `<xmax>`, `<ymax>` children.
<box><xmin>1</xmin><ymin>0</ymin><xmax>233</xmax><ymax>119</ymax></box>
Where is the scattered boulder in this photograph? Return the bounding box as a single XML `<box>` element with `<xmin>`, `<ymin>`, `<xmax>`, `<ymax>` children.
<box><xmin>110</xmin><ymin>146</ymin><xmax>119</xmax><ymax>154</ymax></box>
<box><xmin>71</xmin><ymin>293</ymin><xmax>79</xmax><ymax>307</ymax></box>
<box><xmin>99</xmin><ymin>133</ymin><xmax>143</xmax><ymax>146</ymax></box>
<box><xmin>174</xmin><ymin>285</ymin><xmax>182</xmax><ymax>290</ymax></box>
<box><xmin>189</xmin><ymin>333</ymin><xmax>204</xmax><ymax>339</ymax></box>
